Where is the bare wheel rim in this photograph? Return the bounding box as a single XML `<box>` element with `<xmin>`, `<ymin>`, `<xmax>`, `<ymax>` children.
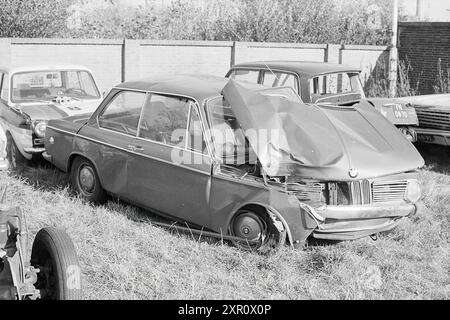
<box><xmin>78</xmin><ymin>165</ymin><xmax>96</xmax><ymax>195</ymax></box>
<box><xmin>231</xmin><ymin>211</ymin><xmax>268</xmax><ymax>244</ymax></box>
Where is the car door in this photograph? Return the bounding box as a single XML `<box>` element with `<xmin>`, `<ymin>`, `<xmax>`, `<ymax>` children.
<box><xmin>126</xmin><ymin>93</ymin><xmax>213</xmax><ymax>227</ymax></box>
<box><xmin>77</xmin><ymin>89</ymin><xmax>147</xmax><ymax>196</ymax></box>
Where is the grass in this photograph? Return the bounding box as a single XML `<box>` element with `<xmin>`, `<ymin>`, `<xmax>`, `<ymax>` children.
<box><xmin>1</xmin><ymin>144</ymin><xmax>449</xmax><ymax>300</ymax></box>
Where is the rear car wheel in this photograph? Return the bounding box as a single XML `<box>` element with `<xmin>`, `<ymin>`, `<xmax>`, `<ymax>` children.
<box><xmin>230</xmin><ymin>209</ymin><xmax>286</xmax><ymax>253</ymax></box>
<box><xmin>6</xmin><ymin>133</ymin><xmax>27</xmax><ymax>169</ymax></box>
<box><xmin>70</xmin><ymin>157</ymin><xmax>107</xmax><ymax>204</ymax></box>
<box><xmin>31</xmin><ymin>228</ymin><xmax>82</xmax><ymax>300</ymax></box>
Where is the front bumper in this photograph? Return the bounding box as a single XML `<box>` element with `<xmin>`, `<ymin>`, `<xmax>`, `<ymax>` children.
<box><xmin>23</xmin><ymin>147</ymin><xmax>45</xmax><ymax>155</ymax></box>
<box><xmin>415</xmin><ymin>128</ymin><xmax>450</xmax><ymax>146</ymax></box>
<box><xmin>311</xmin><ymin>203</ymin><xmax>416</xmax><ymax>241</ymax></box>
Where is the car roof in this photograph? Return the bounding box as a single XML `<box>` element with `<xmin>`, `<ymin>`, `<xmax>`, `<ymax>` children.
<box><xmin>231</xmin><ymin>61</ymin><xmax>361</xmax><ymax>77</ymax></box>
<box><xmin>0</xmin><ymin>65</ymin><xmax>93</xmax><ymax>74</ymax></box>
<box><xmin>115</xmin><ymin>75</ymin><xmax>265</xmax><ymax>102</ymax></box>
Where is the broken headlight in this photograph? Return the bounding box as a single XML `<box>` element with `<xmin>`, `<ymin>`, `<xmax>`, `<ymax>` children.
<box><xmin>31</xmin><ymin>121</ymin><xmax>47</xmax><ymax>138</ymax></box>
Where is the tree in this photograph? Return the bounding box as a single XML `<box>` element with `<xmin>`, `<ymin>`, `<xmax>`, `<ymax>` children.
<box><xmin>0</xmin><ymin>0</ymin><xmax>72</xmax><ymax>38</ymax></box>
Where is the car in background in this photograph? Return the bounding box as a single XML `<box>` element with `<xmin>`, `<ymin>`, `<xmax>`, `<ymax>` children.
<box><xmin>0</xmin><ymin>65</ymin><xmax>102</xmax><ymax>168</ymax></box>
<box><xmin>43</xmin><ymin>75</ymin><xmax>424</xmax><ymax>251</ymax></box>
<box><xmin>226</xmin><ymin>61</ymin><xmax>419</xmax><ymax>142</ymax></box>
<box><xmin>398</xmin><ymin>94</ymin><xmax>450</xmax><ymax>146</ymax></box>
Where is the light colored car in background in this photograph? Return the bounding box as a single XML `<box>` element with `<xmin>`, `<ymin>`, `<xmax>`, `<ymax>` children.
<box><xmin>398</xmin><ymin>94</ymin><xmax>450</xmax><ymax>146</ymax></box>
<box><xmin>0</xmin><ymin>65</ymin><xmax>102</xmax><ymax>168</ymax></box>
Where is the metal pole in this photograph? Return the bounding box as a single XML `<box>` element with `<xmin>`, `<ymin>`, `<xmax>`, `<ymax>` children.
<box><xmin>389</xmin><ymin>0</ymin><xmax>399</xmax><ymax>98</ymax></box>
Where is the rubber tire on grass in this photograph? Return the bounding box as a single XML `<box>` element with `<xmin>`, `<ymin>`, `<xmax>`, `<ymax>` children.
<box><xmin>70</xmin><ymin>156</ymin><xmax>107</xmax><ymax>204</ymax></box>
<box><xmin>6</xmin><ymin>133</ymin><xmax>27</xmax><ymax>169</ymax></box>
<box><xmin>31</xmin><ymin>227</ymin><xmax>82</xmax><ymax>300</ymax></box>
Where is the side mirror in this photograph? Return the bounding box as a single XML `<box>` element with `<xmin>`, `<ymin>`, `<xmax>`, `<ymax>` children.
<box><xmin>102</xmin><ymin>90</ymin><xmax>110</xmax><ymax>99</ymax></box>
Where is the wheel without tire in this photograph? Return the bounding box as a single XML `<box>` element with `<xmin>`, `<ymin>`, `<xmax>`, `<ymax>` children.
<box><xmin>230</xmin><ymin>209</ymin><xmax>286</xmax><ymax>253</ymax></box>
<box><xmin>6</xmin><ymin>133</ymin><xmax>27</xmax><ymax>169</ymax></box>
<box><xmin>31</xmin><ymin>227</ymin><xmax>82</xmax><ymax>300</ymax></box>
<box><xmin>70</xmin><ymin>156</ymin><xmax>107</xmax><ymax>204</ymax></box>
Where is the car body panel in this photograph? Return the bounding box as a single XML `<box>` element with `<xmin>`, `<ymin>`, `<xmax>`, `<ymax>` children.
<box><xmin>45</xmin><ymin>75</ymin><xmax>423</xmax><ymax>247</ymax></box>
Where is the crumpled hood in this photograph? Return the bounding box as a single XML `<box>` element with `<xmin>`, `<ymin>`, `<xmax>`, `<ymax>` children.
<box><xmin>18</xmin><ymin>99</ymin><xmax>101</xmax><ymax>121</ymax></box>
<box><xmin>222</xmin><ymin>80</ymin><xmax>424</xmax><ymax>180</ymax></box>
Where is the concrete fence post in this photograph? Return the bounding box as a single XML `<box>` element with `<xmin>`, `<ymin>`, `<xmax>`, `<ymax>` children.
<box><xmin>325</xmin><ymin>44</ymin><xmax>342</xmax><ymax>64</ymax></box>
<box><xmin>123</xmin><ymin>39</ymin><xmax>141</xmax><ymax>82</ymax></box>
<box><xmin>233</xmin><ymin>42</ymin><xmax>249</xmax><ymax>65</ymax></box>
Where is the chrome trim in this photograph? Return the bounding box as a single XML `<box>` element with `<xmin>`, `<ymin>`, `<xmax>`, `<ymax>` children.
<box><xmin>23</xmin><ymin>147</ymin><xmax>45</xmax><ymax>154</ymax></box>
<box><xmin>74</xmin><ymin>134</ymin><xmax>212</xmax><ymax>176</ymax></box>
<box><xmin>46</xmin><ymin>126</ymin><xmax>77</xmax><ymax>136</ymax></box>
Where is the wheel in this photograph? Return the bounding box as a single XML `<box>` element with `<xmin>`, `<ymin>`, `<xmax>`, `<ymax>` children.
<box><xmin>230</xmin><ymin>209</ymin><xmax>286</xmax><ymax>253</ymax></box>
<box><xmin>70</xmin><ymin>156</ymin><xmax>107</xmax><ymax>204</ymax></box>
<box><xmin>6</xmin><ymin>133</ymin><xmax>27</xmax><ymax>169</ymax></box>
<box><xmin>30</xmin><ymin>227</ymin><xmax>82</xmax><ymax>300</ymax></box>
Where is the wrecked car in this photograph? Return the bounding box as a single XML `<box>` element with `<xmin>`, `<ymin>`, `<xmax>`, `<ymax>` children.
<box><xmin>0</xmin><ymin>65</ymin><xmax>102</xmax><ymax>168</ymax></box>
<box><xmin>0</xmin><ymin>187</ymin><xmax>81</xmax><ymax>300</ymax></box>
<box><xmin>226</xmin><ymin>61</ymin><xmax>420</xmax><ymax>142</ymax></box>
<box><xmin>398</xmin><ymin>94</ymin><xmax>450</xmax><ymax>146</ymax></box>
<box><xmin>43</xmin><ymin>75</ymin><xmax>424</xmax><ymax>250</ymax></box>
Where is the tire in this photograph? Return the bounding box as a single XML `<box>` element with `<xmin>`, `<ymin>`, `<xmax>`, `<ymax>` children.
<box><xmin>31</xmin><ymin>227</ymin><xmax>82</xmax><ymax>300</ymax></box>
<box><xmin>230</xmin><ymin>209</ymin><xmax>286</xmax><ymax>253</ymax></box>
<box><xmin>70</xmin><ymin>156</ymin><xmax>107</xmax><ymax>204</ymax></box>
<box><xmin>6</xmin><ymin>133</ymin><xmax>27</xmax><ymax>169</ymax></box>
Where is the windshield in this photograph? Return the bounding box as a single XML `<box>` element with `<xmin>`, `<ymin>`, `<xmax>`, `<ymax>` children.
<box><xmin>207</xmin><ymin>96</ymin><xmax>256</xmax><ymax>165</ymax></box>
<box><xmin>310</xmin><ymin>72</ymin><xmax>364</xmax><ymax>101</ymax></box>
<box><xmin>11</xmin><ymin>70</ymin><xmax>100</xmax><ymax>103</ymax></box>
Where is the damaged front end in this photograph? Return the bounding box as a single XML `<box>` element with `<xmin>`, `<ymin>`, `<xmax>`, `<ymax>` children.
<box><xmin>220</xmin><ymin>80</ymin><xmax>424</xmax><ymax>246</ymax></box>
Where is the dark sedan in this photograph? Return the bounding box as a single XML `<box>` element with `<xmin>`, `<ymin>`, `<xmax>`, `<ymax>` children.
<box><xmin>43</xmin><ymin>75</ymin><xmax>424</xmax><ymax>250</ymax></box>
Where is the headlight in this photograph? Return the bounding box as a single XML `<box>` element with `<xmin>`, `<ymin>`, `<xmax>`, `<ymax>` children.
<box><xmin>405</xmin><ymin>180</ymin><xmax>421</xmax><ymax>203</ymax></box>
<box><xmin>32</xmin><ymin>121</ymin><xmax>47</xmax><ymax>138</ymax></box>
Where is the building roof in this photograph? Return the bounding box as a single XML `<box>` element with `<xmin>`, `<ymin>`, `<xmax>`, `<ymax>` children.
<box><xmin>0</xmin><ymin>65</ymin><xmax>93</xmax><ymax>74</ymax></box>
<box><xmin>231</xmin><ymin>61</ymin><xmax>361</xmax><ymax>78</ymax></box>
<box><xmin>115</xmin><ymin>75</ymin><xmax>264</xmax><ymax>102</ymax></box>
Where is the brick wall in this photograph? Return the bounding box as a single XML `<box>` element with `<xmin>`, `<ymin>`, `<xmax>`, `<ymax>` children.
<box><xmin>0</xmin><ymin>38</ymin><xmax>389</xmax><ymax>92</ymax></box>
<box><xmin>399</xmin><ymin>22</ymin><xmax>450</xmax><ymax>94</ymax></box>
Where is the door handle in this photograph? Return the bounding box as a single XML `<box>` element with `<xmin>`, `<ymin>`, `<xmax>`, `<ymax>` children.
<box><xmin>128</xmin><ymin>145</ymin><xmax>144</xmax><ymax>152</ymax></box>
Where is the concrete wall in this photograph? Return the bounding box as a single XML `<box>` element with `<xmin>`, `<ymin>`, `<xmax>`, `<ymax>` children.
<box><xmin>0</xmin><ymin>38</ymin><xmax>389</xmax><ymax>92</ymax></box>
<box><xmin>399</xmin><ymin>22</ymin><xmax>450</xmax><ymax>94</ymax></box>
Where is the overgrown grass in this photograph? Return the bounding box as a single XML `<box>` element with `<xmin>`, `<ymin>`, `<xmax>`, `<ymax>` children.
<box><xmin>434</xmin><ymin>59</ymin><xmax>450</xmax><ymax>94</ymax></box>
<box><xmin>1</xmin><ymin>145</ymin><xmax>449</xmax><ymax>300</ymax></box>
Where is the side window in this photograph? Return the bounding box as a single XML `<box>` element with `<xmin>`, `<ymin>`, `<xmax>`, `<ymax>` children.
<box><xmin>262</xmin><ymin>71</ymin><xmax>299</xmax><ymax>94</ymax></box>
<box><xmin>0</xmin><ymin>73</ymin><xmax>7</xmax><ymax>101</ymax></box>
<box><xmin>0</xmin><ymin>73</ymin><xmax>4</xmax><ymax>100</ymax></box>
<box><xmin>138</xmin><ymin>94</ymin><xmax>190</xmax><ymax>147</ymax></box>
<box><xmin>98</xmin><ymin>91</ymin><xmax>146</xmax><ymax>136</ymax></box>
<box><xmin>228</xmin><ymin>69</ymin><xmax>259</xmax><ymax>84</ymax></box>
<box><xmin>187</xmin><ymin>107</ymin><xmax>207</xmax><ymax>154</ymax></box>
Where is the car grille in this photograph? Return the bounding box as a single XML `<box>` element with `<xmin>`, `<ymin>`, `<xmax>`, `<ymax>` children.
<box><xmin>416</xmin><ymin>108</ymin><xmax>450</xmax><ymax>130</ymax></box>
<box><xmin>371</xmin><ymin>180</ymin><xmax>408</xmax><ymax>204</ymax></box>
<box><xmin>329</xmin><ymin>179</ymin><xmax>408</xmax><ymax>205</ymax></box>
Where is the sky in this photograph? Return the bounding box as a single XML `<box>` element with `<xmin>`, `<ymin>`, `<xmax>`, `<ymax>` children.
<box><xmin>400</xmin><ymin>0</ymin><xmax>450</xmax><ymax>21</ymax></box>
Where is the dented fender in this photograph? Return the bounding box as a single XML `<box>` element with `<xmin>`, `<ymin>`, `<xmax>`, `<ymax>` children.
<box><xmin>210</xmin><ymin>176</ymin><xmax>321</xmax><ymax>247</ymax></box>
